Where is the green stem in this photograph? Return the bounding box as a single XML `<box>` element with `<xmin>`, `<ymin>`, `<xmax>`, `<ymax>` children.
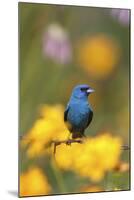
<box><xmin>50</xmin><ymin>157</ymin><xmax>66</xmax><ymax>193</ymax></box>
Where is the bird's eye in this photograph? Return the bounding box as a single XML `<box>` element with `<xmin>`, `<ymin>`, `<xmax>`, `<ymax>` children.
<box><xmin>80</xmin><ymin>87</ymin><xmax>89</xmax><ymax>92</ymax></box>
<box><xmin>80</xmin><ymin>88</ymin><xmax>85</xmax><ymax>92</ymax></box>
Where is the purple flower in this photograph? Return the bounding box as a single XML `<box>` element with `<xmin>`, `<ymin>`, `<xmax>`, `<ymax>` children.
<box><xmin>110</xmin><ymin>9</ymin><xmax>130</xmax><ymax>26</ymax></box>
<box><xmin>42</xmin><ymin>23</ymin><xmax>72</xmax><ymax>65</ymax></box>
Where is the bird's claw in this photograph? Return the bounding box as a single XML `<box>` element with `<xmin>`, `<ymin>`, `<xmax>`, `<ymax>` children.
<box><xmin>66</xmin><ymin>140</ymin><xmax>71</xmax><ymax>145</ymax></box>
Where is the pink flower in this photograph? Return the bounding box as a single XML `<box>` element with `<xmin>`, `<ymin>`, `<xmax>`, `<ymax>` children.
<box><xmin>43</xmin><ymin>23</ymin><xmax>72</xmax><ymax>65</ymax></box>
<box><xmin>110</xmin><ymin>9</ymin><xmax>130</xmax><ymax>26</ymax></box>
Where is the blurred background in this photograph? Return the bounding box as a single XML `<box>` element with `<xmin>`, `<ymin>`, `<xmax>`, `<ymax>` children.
<box><xmin>19</xmin><ymin>3</ymin><xmax>130</xmax><ymax>197</ymax></box>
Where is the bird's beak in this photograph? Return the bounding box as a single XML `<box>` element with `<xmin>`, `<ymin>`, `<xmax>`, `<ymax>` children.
<box><xmin>87</xmin><ymin>88</ymin><xmax>95</xmax><ymax>94</ymax></box>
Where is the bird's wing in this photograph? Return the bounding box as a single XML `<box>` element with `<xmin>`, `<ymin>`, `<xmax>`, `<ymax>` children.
<box><xmin>86</xmin><ymin>109</ymin><xmax>93</xmax><ymax>128</ymax></box>
<box><xmin>64</xmin><ymin>104</ymin><xmax>73</xmax><ymax>132</ymax></box>
<box><xmin>64</xmin><ymin>104</ymin><xmax>69</xmax><ymax>122</ymax></box>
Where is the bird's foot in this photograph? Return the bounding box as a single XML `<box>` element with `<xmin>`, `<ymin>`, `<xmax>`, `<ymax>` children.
<box><xmin>66</xmin><ymin>140</ymin><xmax>72</xmax><ymax>145</ymax></box>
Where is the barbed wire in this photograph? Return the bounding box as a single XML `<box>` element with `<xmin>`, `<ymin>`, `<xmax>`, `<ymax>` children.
<box><xmin>20</xmin><ymin>135</ymin><xmax>130</xmax><ymax>154</ymax></box>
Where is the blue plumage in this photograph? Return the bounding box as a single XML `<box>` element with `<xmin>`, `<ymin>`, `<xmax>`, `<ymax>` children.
<box><xmin>64</xmin><ymin>84</ymin><xmax>94</xmax><ymax>139</ymax></box>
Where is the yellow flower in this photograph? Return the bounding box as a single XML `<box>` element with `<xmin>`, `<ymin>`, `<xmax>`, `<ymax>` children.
<box><xmin>55</xmin><ymin>133</ymin><xmax>122</xmax><ymax>182</ymax></box>
<box><xmin>114</xmin><ymin>187</ymin><xmax>121</xmax><ymax>191</ymax></box>
<box><xmin>77</xmin><ymin>34</ymin><xmax>121</xmax><ymax>80</ymax></box>
<box><xmin>80</xmin><ymin>185</ymin><xmax>103</xmax><ymax>193</ymax></box>
<box><xmin>21</xmin><ymin>104</ymin><xmax>69</xmax><ymax>158</ymax></box>
<box><xmin>20</xmin><ymin>167</ymin><xmax>51</xmax><ymax>197</ymax></box>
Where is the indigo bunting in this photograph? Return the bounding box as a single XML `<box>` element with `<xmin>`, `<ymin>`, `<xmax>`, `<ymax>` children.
<box><xmin>64</xmin><ymin>84</ymin><xmax>94</xmax><ymax>139</ymax></box>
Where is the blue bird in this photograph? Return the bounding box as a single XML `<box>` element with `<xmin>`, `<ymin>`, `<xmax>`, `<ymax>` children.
<box><xmin>64</xmin><ymin>84</ymin><xmax>94</xmax><ymax>139</ymax></box>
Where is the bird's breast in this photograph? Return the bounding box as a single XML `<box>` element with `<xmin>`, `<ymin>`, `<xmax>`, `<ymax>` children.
<box><xmin>67</xmin><ymin>103</ymin><xmax>90</xmax><ymax>129</ymax></box>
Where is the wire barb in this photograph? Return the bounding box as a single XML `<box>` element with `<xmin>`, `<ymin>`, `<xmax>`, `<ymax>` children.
<box><xmin>121</xmin><ymin>145</ymin><xmax>130</xmax><ymax>151</ymax></box>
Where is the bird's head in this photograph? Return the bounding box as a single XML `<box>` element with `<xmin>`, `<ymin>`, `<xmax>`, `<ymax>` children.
<box><xmin>71</xmin><ymin>84</ymin><xmax>95</xmax><ymax>99</ymax></box>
